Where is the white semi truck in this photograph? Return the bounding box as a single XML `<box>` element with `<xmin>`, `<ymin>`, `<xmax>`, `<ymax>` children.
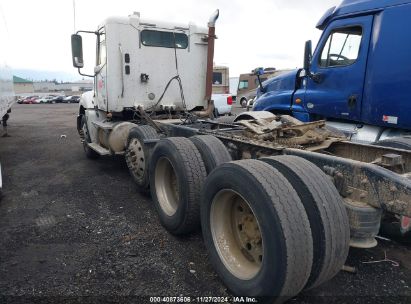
<box><xmin>71</xmin><ymin>11</ymin><xmax>411</xmax><ymax>302</ymax></box>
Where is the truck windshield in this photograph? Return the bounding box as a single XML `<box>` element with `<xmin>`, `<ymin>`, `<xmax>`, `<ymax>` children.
<box><xmin>141</xmin><ymin>30</ymin><xmax>188</xmax><ymax>49</ymax></box>
<box><xmin>319</xmin><ymin>26</ymin><xmax>362</xmax><ymax>68</ymax></box>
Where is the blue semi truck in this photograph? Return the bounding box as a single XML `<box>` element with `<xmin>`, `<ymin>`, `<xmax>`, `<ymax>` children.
<box><xmin>254</xmin><ymin>0</ymin><xmax>411</xmax><ymax>144</ymax></box>
<box><xmin>253</xmin><ymin>0</ymin><xmax>411</xmax><ymax>238</ymax></box>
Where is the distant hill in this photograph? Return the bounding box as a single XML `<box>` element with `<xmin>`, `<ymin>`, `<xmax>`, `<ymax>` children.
<box><xmin>13</xmin><ymin>69</ymin><xmax>84</xmax><ymax>83</ymax></box>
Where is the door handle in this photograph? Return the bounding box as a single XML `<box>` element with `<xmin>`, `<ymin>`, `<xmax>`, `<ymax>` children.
<box><xmin>348</xmin><ymin>94</ymin><xmax>357</xmax><ymax>108</ymax></box>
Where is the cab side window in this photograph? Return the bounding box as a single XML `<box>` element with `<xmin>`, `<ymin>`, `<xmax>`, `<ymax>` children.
<box><xmin>98</xmin><ymin>40</ymin><xmax>106</xmax><ymax>65</ymax></box>
<box><xmin>319</xmin><ymin>26</ymin><xmax>362</xmax><ymax>68</ymax></box>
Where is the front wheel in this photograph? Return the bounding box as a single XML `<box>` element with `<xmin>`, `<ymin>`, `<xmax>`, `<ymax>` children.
<box><xmin>80</xmin><ymin>115</ymin><xmax>99</xmax><ymax>159</ymax></box>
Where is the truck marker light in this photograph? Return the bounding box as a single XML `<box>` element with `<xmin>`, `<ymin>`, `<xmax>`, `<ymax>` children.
<box><xmin>295</xmin><ymin>98</ymin><xmax>302</xmax><ymax>104</ymax></box>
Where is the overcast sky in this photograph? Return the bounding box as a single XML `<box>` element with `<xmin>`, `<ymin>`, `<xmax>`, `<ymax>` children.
<box><xmin>0</xmin><ymin>0</ymin><xmax>341</xmax><ymax>80</ymax></box>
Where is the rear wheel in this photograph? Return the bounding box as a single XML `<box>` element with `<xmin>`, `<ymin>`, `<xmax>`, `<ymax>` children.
<box><xmin>260</xmin><ymin>155</ymin><xmax>350</xmax><ymax>289</ymax></box>
<box><xmin>189</xmin><ymin>135</ymin><xmax>232</xmax><ymax>174</ymax></box>
<box><xmin>125</xmin><ymin>125</ymin><xmax>160</xmax><ymax>193</ymax></box>
<box><xmin>201</xmin><ymin>160</ymin><xmax>313</xmax><ymax>300</ymax></box>
<box><xmin>149</xmin><ymin>137</ymin><xmax>207</xmax><ymax>235</ymax></box>
<box><xmin>240</xmin><ymin>98</ymin><xmax>247</xmax><ymax>108</ymax></box>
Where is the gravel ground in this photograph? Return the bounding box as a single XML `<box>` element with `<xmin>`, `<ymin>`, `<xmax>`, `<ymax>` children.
<box><xmin>0</xmin><ymin>103</ymin><xmax>410</xmax><ymax>304</ymax></box>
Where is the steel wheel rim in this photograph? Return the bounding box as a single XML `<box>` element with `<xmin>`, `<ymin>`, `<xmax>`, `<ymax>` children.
<box><xmin>128</xmin><ymin>138</ymin><xmax>146</xmax><ymax>180</ymax></box>
<box><xmin>155</xmin><ymin>157</ymin><xmax>179</xmax><ymax>216</ymax></box>
<box><xmin>210</xmin><ymin>189</ymin><xmax>263</xmax><ymax>280</ymax></box>
<box><xmin>82</xmin><ymin>120</ymin><xmax>89</xmax><ymax>145</ymax></box>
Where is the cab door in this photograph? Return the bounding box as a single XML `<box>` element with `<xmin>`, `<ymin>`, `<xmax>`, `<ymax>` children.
<box><xmin>95</xmin><ymin>32</ymin><xmax>107</xmax><ymax>111</ymax></box>
<box><xmin>304</xmin><ymin>16</ymin><xmax>373</xmax><ymax>121</ymax></box>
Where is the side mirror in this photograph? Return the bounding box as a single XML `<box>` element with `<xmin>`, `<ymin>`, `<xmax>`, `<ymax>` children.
<box><xmin>303</xmin><ymin>40</ymin><xmax>312</xmax><ymax>72</ymax></box>
<box><xmin>71</xmin><ymin>34</ymin><xmax>84</xmax><ymax>68</ymax></box>
<box><xmin>253</xmin><ymin>67</ymin><xmax>266</xmax><ymax>93</ymax></box>
<box><xmin>253</xmin><ymin>67</ymin><xmax>264</xmax><ymax>76</ymax></box>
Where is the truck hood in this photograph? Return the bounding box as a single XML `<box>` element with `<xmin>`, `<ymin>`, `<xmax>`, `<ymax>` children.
<box><xmin>256</xmin><ymin>69</ymin><xmax>299</xmax><ymax>99</ymax></box>
<box><xmin>252</xmin><ymin>69</ymin><xmax>300</xmax><ymax>112</ymax></box>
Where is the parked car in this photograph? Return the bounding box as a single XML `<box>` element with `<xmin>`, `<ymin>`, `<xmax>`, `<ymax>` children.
<box><xmin>71</xmin><ymin>96</ymin><xmax>80</xmax><ymax>103</ymax></box>
<box><xmin>212</xmin><ymin>93</ymin><xmax>232</xmax><ymax>116</ymax></box>
<box><xmin>62</xmin><ymin>95</ymin><xmax>80</xmax><ymax>103</ymax></box>
<box><xmin>16</xmin><ymin>96</ymin><xmax>26</xmax><ymax>104</ymax></box>
<box><xmin>22</xmin><ymin>96</ymin><xmax>39</xmax><ymax>104</ymax></box>
<box><xmin>50</xmin><ymin>95</ymin><xmax>65</xmax><ymax>103</ymax></box>
<box><xmin>36</xmin><ymin>96</ymin><xmax>55</xmax><ymax>103</ymax></box>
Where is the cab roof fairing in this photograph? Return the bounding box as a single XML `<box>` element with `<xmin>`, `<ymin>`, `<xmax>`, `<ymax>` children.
<box><xmin>316</xmin><ymin>0</ymin><xmax>411</xmax><ymax>30</ymax></box>
<box><xmin>98</xmin><ymin>15</ymin><xmax>207</xmax><ymax>34</ymax></box>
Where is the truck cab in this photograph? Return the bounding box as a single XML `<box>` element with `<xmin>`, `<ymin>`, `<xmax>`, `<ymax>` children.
<box><xmin>72</xmin><ymin>12</ymin><xmax>211</xmax><ymax>116</ymax></box>
<box><xmin>253</xmin><ymin>0</ymin><xmax>411</xmax><ymax>143</ymax></box>
<box><xmin>71</xmin><ymin>11</ymin><xmax>219</xmax><ymax>157</ymax></box>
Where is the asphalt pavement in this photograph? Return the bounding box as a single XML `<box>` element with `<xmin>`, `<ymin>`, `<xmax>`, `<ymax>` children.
<box><xmin>0</xmin><ymin>103</ymin><xmax>409</xmax><ymax>303</ymax></box>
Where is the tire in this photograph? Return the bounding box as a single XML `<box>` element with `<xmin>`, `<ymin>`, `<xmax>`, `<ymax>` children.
<box><xmin>260</xmin><ymin>156</ymin><xmax>350</xmax><ymax>289</ymax></box>
<box><xmin>189</xmin><ymin>135</ymin><xmax>232</xmax><ymax>174</ymax></box>
<box><xmin>201</xmin><ymin>160</ymin><xmax>313</xmax><ymax>301</ymax></box>
<box><xmin>125</xmin><ymin>125</ymin><xmax>160</xmax><ymax>193</ymax></box>
<box><xmin>240</xmin><ymin>98</ymin><xmax>247</xmax><ymax>108</ymax></box>
<box><xmin>213</xmin><ymin>108</ymin><xmax>219</xmax><ymax>118</ymax></box>
<box><xmin>149</xmin><ymin>137</ymin><xmax>207</xmax><ymax>235</ymax></box>
<box><xmin>81</xmin><ymin>115</ymin><xmax>100</xmax><ymax>159</ymax></box>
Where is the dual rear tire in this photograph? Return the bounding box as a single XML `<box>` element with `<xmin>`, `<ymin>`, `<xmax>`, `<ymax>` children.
<box><xmin>142</xmin><ymin>133</ymin><xmax>350</xmax><ymax>301</ymax></box>
<box><xmin>148</xmin><ymin>135</ymin><xmax>232</xmax><ymax>234</ymax></box>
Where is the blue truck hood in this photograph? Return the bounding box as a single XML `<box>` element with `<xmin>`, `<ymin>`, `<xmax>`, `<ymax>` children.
<box><xmin>256</xmin><ymin>69</ymin><xmax>299</xmax><ymax>99</ymax></box>
<box><xmin>253</xmin><ymin>69</ymin><xmax>299</xmax><ymax>112</ymax></box>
